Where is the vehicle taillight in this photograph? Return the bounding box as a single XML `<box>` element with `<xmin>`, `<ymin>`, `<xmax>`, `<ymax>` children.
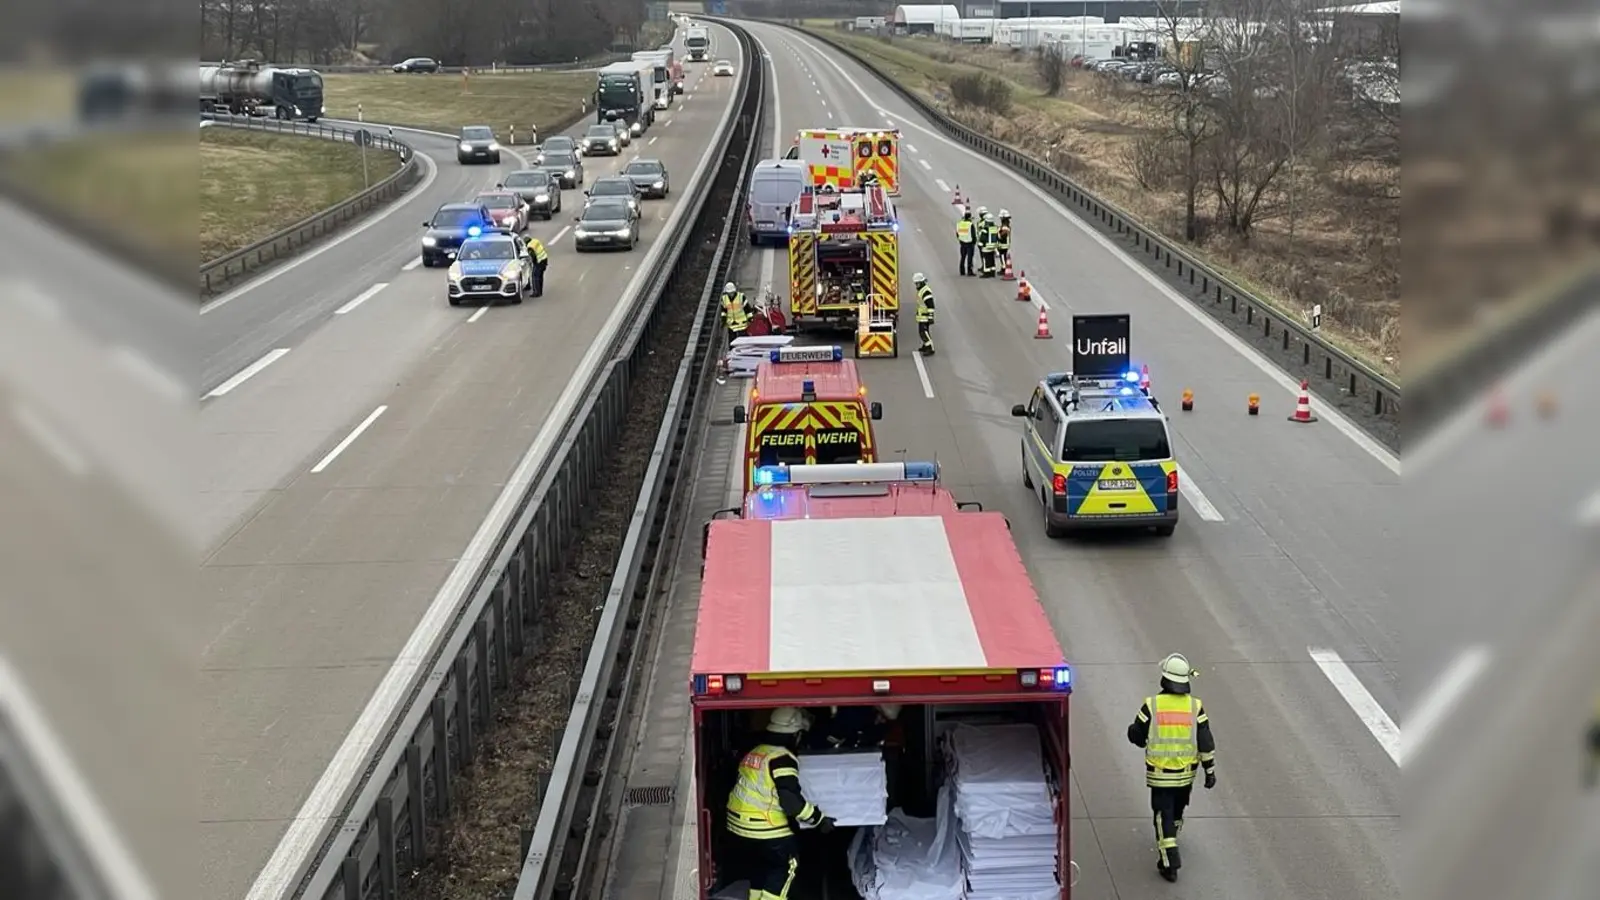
<box><xmin>1051</xmin><ymin>473</ymin><xmax>1066</xmax><ymax>496</ymax></box>
<box><xmin>1167</xmin><ymin>469</ymin><xmax>1179</xmax><ymax>493</ymax></box>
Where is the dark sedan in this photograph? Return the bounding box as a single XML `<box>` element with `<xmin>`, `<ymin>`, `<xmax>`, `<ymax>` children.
<box><xmin>392</xmin><ymin>57</ymin><xmax>440</xmax><ymax>73</ymax></box>
<box><xmin>501</xmin><ymin>169</ymin><xmax>562</xmax><ymax>219</ymax></box>
<box><xmin>573</xmin><ymin>198</ymin><xmax>639</xmax><ymax>252</ymax></box>
<box><xmin>537</xmin><ymin>151</ymin><xmax>584</xmax><ymax>189</ymax></box>
<box><xmin>536</xmin><ymin>135</ymin><xmax>580</xmax><ymax>163</ymax></box>
<box><xmin>420</xmin><ymin>202</ymin><xmax>494</xmax><ymax>267</ymax></box>
<box><xmin>584</xmin><ymin>176</ymin><xmax>642</xmax><ymax>216</ymax></box>
<box><xmin>458</xmin><ymin>125</ymin><xmax>501</xmax><ymax>164</ymax></box>
<box><xmin>582</xmin><ymin>123</ymin><xmax>622</xmax><ymax>156</ymax></box>
<box><xmin>621</xmin><ymin>158</ymin><xmax>669</xmax><ymax>199</ymax></box>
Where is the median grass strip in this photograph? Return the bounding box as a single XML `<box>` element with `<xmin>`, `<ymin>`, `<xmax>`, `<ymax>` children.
<box><xmin>321</xmin><ymin>71</ymin><xmax>595</xmax><ymax>138</ymax></box>
<box><xmin>200</xmin><ymin>126</ymin><xmax>400</xmax><ymax>263</ymax></box>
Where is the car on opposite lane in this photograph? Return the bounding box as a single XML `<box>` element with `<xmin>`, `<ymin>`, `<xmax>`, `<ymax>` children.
<box><xmin>583</xmin><ymin>123</ymin><xmax>623</xmax><ymax>156</ymax></box>
<box><xmin>392</xmin><ymin>57</ymin><xmax>440</xmax><ymax>73</ymax></box>
<box><xmin>621</xmin><ymin>158</ymin><xmax>670</xmax><ymax>199</ymax></box>
<box><xmin>458</xmin><ymin>125</ymin><xmax>501</xmax><ymax>164</ymax></box>
<box><xmin>584</xmin><ymin>176</ymin><xmax>642</xmax><ymax>216</ymax></box>
<box><xmin>712</xmin><ymin>59</ymin><xmax>735</xmax><ymax>76</ymax></box>
<box><xmin>420</xmin><ymin>202</ymin><xmax>494</xmax><ymax>267</ymax></box>
<box><xmin>573</xmin><ymin>198</ymin><xmax>639</xmax><ymax>252</ymax></box>
<box><xmin>447</xmin><ymin>233</ymin><xmax>534</xmax><ymax>306</ymax></box>
<box><xmin>537</xmin><ymin>150</ymin><xmax>584</xmax><ymax>189</ymax></box>
<box><xmin>536</xmin><ymin>135</ymin><xmax>581</xmax><ymax>163</ymax></box>
<box><xmin>501</xmin><ymin>169</ymin><xmax>562</xmax><ymax>219</ymax></box>
<box><xmin>476</xmin><ymin>190</ymin><xmax>529</xmax><ymax>232</ymax></box>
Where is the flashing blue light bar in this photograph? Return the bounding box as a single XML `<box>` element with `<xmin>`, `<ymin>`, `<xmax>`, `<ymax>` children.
<box><xmin>1120</xmin><ymin>386</ymin><xmax>1134</xmax><ymax>396</ymax></box>
<box><xmin>467</xmin><ymin>225</ymin><xmax>483</xmax><ymax>237</ymax></box>
<box><xmin>751</xmin><ymin>461</ymin><xmax>939</xmax><ymax>487</ymax></box>
<box><xmin>1124</xmin><ymin>370</ymin><xmax>1141</xmax><ymax>383</ymax></box>
<box><xmin>802</xmin><ymin>379</ymin><xmax>816</xmax><ymax>394</ymax></box>
<box><xmin>1052</xmin><ymin>665</ymin><xmax>1073</xmax><ymax>689</ymax></box>
<box><xmin>769</xmin><ymin>345</ymin><xmax>843</xmax><ymax>364</ymax></box>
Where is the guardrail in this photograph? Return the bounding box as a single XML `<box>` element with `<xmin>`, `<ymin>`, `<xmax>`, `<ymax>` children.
<box><xmin>198</xmin><ymin>114</ymin><xmax>420</xmax><ymax>295</ymax></box>
<box><xmin>203</xmin><ymin>56</ymin><xmax>626</xmax><ymax>75</ymax></box>
<box><xmin>282</xmin><ymin>27</ymin><xmax>761</xmax><ymax>900</ymax></box>
<box><xmin>782</xmin><ymin>22</ymin><xmax>1402</xmax><ymax>430</ymax></box>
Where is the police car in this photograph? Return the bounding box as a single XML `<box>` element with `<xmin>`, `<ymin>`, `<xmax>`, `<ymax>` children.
<box><xmin>446</xmin><ymin>233</ymin><xmax>534</xmax><ymax>306</ymax></box>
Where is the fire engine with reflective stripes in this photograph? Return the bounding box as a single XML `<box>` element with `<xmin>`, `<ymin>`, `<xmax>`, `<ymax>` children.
<box><xmin>784</xmin><ymin>127</ymin><xmax>902</xmax><ymax>196</ymax></box>
<box><xmin>730</xmin><ymin>344</ymin><xmax>883</xmax><ymax>492</ymax></box>
<box><xmin>785</xmin><ymin>181</ymin><xmax>901</xmax><ymax>359</ymax></box>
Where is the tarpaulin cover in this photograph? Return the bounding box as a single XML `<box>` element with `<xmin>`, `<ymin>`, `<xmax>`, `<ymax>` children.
<box><xmin>945</xmin><ymin>723</ymin><xmax>1061</xmax><ymax>899</ymax></box>
<box><xmin>795</xmin><ymin>751</ymin><xmax>887</xmax><ymax>827</ymax></box>
<box><xmin>848</xmin><ymin>785</ymin><xmax>964</xmax><ymax>900</ymax></box>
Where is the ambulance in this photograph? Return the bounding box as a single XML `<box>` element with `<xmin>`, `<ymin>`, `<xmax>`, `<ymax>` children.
<box><xmin>783</xmin><ymin>126</ymin><xmax>903</xmax><ymax>195</ymax></box>
<box><xmin>786</xmin><ymin>182</ymin><xmax>900</xmax><ymax>332</ymax></box>
<box><xmin>730</xmin><ymin>345</ymin><xmax>883</xmax><ymax>492</ymax></box>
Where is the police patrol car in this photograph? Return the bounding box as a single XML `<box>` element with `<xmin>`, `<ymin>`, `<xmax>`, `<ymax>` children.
<box><xmin>1011</xmin><ymin>314</ymin><xmax>1179</xmax><ymax>538</ymax></box>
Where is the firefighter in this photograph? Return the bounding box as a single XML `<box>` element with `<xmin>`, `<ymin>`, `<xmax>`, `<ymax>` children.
<box><xmin>527</xmin><ymin>235</ymin><xmax>549</xmax><ymax>297</ymax></box>
<box><xmin>857</xmin><ymin>170</ymin><xmax>879</xmax><ymax>189</ymax></box>
<box><xmin>722</xmin><ymin>281</ymin><xmax>753</xmax><ymax>343</ymax></box>
<box><xmin>913</xmin><ymin>272</ymin><xmax>936</xmax><ymax>356</ymax></box>
<box><xmin>976</xmin><ymin>212</ymin><xmax>997</xmax><ymax>278</ymax></box>
<box><xmin>996</xmin><ymin>209</ymin><xmax>1013</xmax><ymax>273</ymax></box>
<box><xmin>726</xmin><ymin>707</ymin><xmax>834</xmax><ymax>900</ymax></box>
<box><xmin>1126</xmin><ymin>653</ymin><xmax>1216</xmax><ymax>883</ymax></box>
<box><xmin>955</xmin><ymin>208</ymin><xmax>976</xmax><ymax>276</ymax></box>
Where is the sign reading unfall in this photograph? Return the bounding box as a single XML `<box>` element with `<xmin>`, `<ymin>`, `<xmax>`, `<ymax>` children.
<box><xmin>1071</xmin><ymin>314</ymin><xmax>1131</xmax><ymax>378</ymax></box>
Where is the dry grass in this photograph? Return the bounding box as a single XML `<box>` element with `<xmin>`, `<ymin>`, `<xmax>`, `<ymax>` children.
<box><xmin>199</xmin><ymin>126</ymin><xmax>399</xmax><ymax>262</ymax></box>
<box><xmin>2</xmin><ymin>130</ymin><xmax>197</xmax><ymax>260</ymax></box>
<box><xmin>0</xmin><ymin>67</ymin><xmax>76</xmax><ymax>121</ymax></box>
<box><xmin>321</xmin><ymin>71</ymin><xmax>595</xmax><ymax>137</ymax></box>
<box><xmin>807</xmin><ymin>27</ymin><xmax>1402</xmax><ymax>376</ymax></box>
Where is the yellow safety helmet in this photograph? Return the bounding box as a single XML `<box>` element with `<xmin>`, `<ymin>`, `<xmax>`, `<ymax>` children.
<box><xmin>1159</xmin><ymin>653</ymin><xmax>1194</xmax><ymax>684</ymax></box>
<box><xmin>766</xmin><ymin>706</ymin><xmax>808</xmax><ymax>734</ymax></box>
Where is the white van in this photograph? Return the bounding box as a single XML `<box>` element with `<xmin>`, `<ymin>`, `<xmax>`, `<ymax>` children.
<box><xmin>746</xmin><ymin>159</ymin><xmax>807</xmax><ymax>246</ymax></box>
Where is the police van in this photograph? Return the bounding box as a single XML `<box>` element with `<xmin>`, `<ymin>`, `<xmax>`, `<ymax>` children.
<box><xmin>1011</xmin><ymin>315</ymin><xmax>1179</xmax><ymax>538</ymax></box>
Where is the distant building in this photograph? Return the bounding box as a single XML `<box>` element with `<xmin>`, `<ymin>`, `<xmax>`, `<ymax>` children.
<box><xmin>993</xmin><ymin>0</ymin><xmax>1207</xmax><ymax>20</ymax></box>
<box><xmin>893</xmin><ymin>4</ymin><xmax>961</xmax><ymax>34</ymax></box>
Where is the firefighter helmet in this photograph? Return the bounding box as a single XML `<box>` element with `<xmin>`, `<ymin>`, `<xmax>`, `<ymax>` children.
<box><xmin>724</xmin><ymin>281</ymin><xmax>737</xmax><ymax>295</ymax></box>
<box><xmin>913</xmin><ymin>272</ymin><xmax>927</xmax><ymax>284</ymax></box>
<box><xmin>1159</xmin><ymin>653</ymin><xmax>1194</xmax><ymax>684</ymax></box>
<box><xmin>767</xmin><ymin>707</ymin><xmax>807</xmax><ymax>734</ymax></box>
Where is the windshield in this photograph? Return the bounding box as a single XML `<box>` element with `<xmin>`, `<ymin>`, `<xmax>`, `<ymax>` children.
<box><xmin>503</xmin><ymin>172</ymin><xmax>547</xmax><ymax>187</ymax></box>
<box><xmin>624</xmin><ymin>162</ymin><xmax>661</xmax><ymax>175</ymax></box>
<box><xmin>477</xmin><ymin>195</ymin><xmax>516</xmax><ymax>209</ymax></box>
<box><xmin>459</xmin><ymin>241</ymin><xmax>516</xmax><ymax>260</ymax></box>
<box><xmin>586</xmin><ymin>126</ymin><xmax>615</xmax><ymax>138</ymax></box>
<box><xmin>543</xmin><ymin>153</ymin><xmax>576</xmax><ymax>167</ymax></box>
<box><xmin>461</xmin><ymin>127</ymin><xmax>493</xmax><ymax>141</ymax></box>
<box><xmin>432</xmin><ymin>208</ymin><xmax>478</xmax><ymax>227</ymax></box>
<box><xmin>582</xmin><ymin>202</ymin><xmax>627</xmax><ymax>221</ymax></box>
<box><xmin>1060</xmin><ymin>419</ymin><xmax>1172</xmax><ymax>462</ymax></box>
<box><xmin>591</xmin><ymin>180</ymin><xmax>630</xmax><ymax>195</ymax></box>
<box><xmin>543</xmin><ymin>137</ymin><xmax>573</xmax><ymax>149</ymax></box>
<box><xmin>290</xmin><ymin>73</ymin><xmax>322</xmax><ymax>93</ymax></box>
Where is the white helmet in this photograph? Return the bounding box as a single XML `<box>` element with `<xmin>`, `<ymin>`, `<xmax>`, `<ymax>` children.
<box><xmin>724</xmin><ymin>281</ymin><xmax>737</xmax><ymax>294</ymax></box>
<box><xmin>766</xmin><ymin>706</ymin><xmax>807</xmax><ymax>734</ymax></box>
<box><xmin>976</xmin><ymin>205</ymin><xmax>988</xmax><ymax>216</ymax></box>
<box><xmin>999</xmin><ymin>209</ymin><xmax>1011</xmax><ymax>218</ymax></box>
<box><xmin>984</xmin><ymin>212</ymin><xmax>995</xmax><ymax>222</ymax></box>
<box><xmin>912</xmin><ymin>272</ymin><xmax>927</xmax><ymax>284</ymax></box>
<box><xmin>1159</xmin><ymin>653</ymin><xmax>1194</xmax><ymax>684</ymax></box>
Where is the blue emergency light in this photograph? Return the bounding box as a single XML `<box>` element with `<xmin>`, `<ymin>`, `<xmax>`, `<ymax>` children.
<box><xmin>1124</xmin><ymin>370</ymin><xmax>1141</xmax><ymax>383</ymax></box>
<box><xmin>1120</xmin><ymin>387</ymin><xmax>1134</xmax><ymax>396</ymax></box>
<box><xmin>467</xmin><ymin>225</ymin><xmax>483</xmax><ymax>237</ymax></box>
<box><xmin>751</xmin><ymin>461</ymin><xmax>939</xmax><ymax>486</ymax></box>
<box><xmin>802</xmin><ymin>379</ymin><xmax>816</xmax><ymax>394</ymax></box>
<box><xmin>1052</xmin><ymin>665</ymin><xmax>1072</xmax><ymax>688</ymax></box>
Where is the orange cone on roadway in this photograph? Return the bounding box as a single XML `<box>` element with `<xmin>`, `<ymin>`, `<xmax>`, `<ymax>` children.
<box><xmin>1016</xmin><ymin>272</ymin><xmax>1032</xmax><ymax>302</ymax></box>
<box><xmin>1034</xmin><ymin>307</ymin><xmax>1052</xmax><ymax>339</ymax></box>
<box><xmin>1001</xmin><ymin>255</ymin><xmax>1016</xmax><ymax>281</ymax></box>
<box><xmin>1288</xmin><ymin>380</ymin><xmax>1318</xmax><ymax>423</ymax></box>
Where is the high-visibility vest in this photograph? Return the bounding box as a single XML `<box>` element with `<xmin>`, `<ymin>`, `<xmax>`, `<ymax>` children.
<box><xmin>996</xmin><ymin>225</ymin><xmax>1011</xmax><ymax>251</ymax></box>
<box><xmin>956</xmin><ymin>219</ymin><xmax>974</xmax><ymax>243</ymax></box>
<box><xmin>726</xmin><ymin>301</ymin><xmax>751</xmax><ymax>332</ymax></box>
<box><xmin>726</xmin><ymin>744</ymin><xmax>798</xmax><ymax>839</ymax></box>
<box><xmin>1145</xmin><ymin>694</ymin><xmax>1200</xmax><ymax>787</ymax></box>
<box><xmin>916</xmin><ymin>285</ymin><xmax>935</xmax><ymax>323</ymax></box>
<box><xmin>981</xmin><ymin>225</ymin><xmax>998</xmax><ymax>250</ymax></box>
<box><xmin>528</xmin><ymin>238</ymin><xmax>549</xmax><ymax>262</ymax></box>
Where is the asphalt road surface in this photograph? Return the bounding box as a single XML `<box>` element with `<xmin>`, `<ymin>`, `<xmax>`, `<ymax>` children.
<box><xmin>197</xmin><ymin>24</ymin><xmax>747</xmax><ymax>900</ymax></box>
<box><xmin>606</xmin><ymin>20</ymin><xmax>1405</xmax><ymax>900</ymax></box>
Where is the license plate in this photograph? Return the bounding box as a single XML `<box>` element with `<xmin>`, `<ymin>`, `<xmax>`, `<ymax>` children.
<box><xmin>758</xmin><ymin>221</ymin><xmax>775</xmax><ymax>229</ymax></box>
<box><xmin>1097</xmin><ymin>479</ymin><xmax>1139</xmax><ymax>492</ymax></box>
<box><xmin>591</xmin><ymin>236</ymin><xmax>611</xmax><ymax>242</ymax></box>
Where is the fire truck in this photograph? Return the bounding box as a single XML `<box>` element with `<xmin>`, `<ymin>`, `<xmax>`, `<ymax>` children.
<box><xmin>786</xmin><ymin>182</ymin><xmax>900</xmax><ymax>340</ymax></box>
<box><xmin>691</xmin><ymin>462</ymin><xmax>1074</xmax><ymax>899</ymax></box>
<box><xmin>730</xmin><ymin>345</ymin><xmax>883</xmax><ymax>492</ymax></box>
<box><xmin>784</xmin><ymin>127</ymin><xmax>903</xmax><ymax>196</ymax></box>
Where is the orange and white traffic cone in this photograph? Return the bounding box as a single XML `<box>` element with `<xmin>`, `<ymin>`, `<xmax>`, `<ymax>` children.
<box><xmin>951</xmin><ymin>184</ymin><xmax>963</xmax><ymax>205</ymax></box>
<box><xmin>1034</xmin><ymin>307</ymin><xmax>1052</xmax><ymax>339</ymax></box>
<box><xmin>1000</xmin><ymin>254</ymin><xmax>1016</xmax><ymax>281</ymax></box>
<box><xmin>1140</xmin><ymin>364</ymin><xmax>1151</xmax><ymax>395</ymax></box>
<box><xmin>1287</xmin><ymin>380</ymin><xmax>1318</xmax><ymax>423</ymax></box>
<box><xmin>1015</xmin><ymin>272</ymin><xmax>1031</xmax><ymax>302</ymax></box>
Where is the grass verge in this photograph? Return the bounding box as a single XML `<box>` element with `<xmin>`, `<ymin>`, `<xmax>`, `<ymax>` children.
<box><xmin>0</xmin><ymin>67</ymin><xmax>76</xmax><ymax>121</ymax></box>
<box><xmin>200</xmin><ymin>126</ymin><xmax>399</xmax><ymax>262</ymax></box>
<box><xmin>322</xmin><ymin>71</ymin><xmax>595</xmax><ymax>137</ymax></box>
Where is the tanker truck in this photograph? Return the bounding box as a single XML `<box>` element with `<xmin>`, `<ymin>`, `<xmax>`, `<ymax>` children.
<box><xmin>200</xmin><ymin>60</ymin><xmax>324</xmax><ymax>121</ymax></box>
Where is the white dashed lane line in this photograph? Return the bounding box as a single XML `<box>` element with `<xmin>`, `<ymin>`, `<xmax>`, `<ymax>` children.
<box><xmin>206</xmin><ymin>348</ymin><xmax>289</xmax><ymax>399</ymax></box>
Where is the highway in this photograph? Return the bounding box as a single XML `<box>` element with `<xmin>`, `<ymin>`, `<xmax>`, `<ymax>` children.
<box><xmin>606</xmin><ymin>20</ymin><xmax>1404</xmax><ymax>900</ymax></box>
<box><xmin>198</xmin><ymin>24</ymin><xmax>746</xmax><ymax>900</ymax></box>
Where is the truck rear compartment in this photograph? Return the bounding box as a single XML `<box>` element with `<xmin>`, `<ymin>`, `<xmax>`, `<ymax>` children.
<box><xmin>696</xmin><ymin>701</ymin><xmax>1067</xmax><ymax>900</ymax></box>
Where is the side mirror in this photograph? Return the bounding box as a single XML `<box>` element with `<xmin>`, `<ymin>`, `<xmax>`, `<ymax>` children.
<box><xmin>422</xmin><ymin>221</ymin><xmax>431</xmax><ymax>228</ymax></box>
<box><xmin>1011</xmin><ymin>404</ymin><xmax>1029</xmax><ymax>417</ymax></box>
<box><xmin>869</xmin><ymin>401</ymin><xmax>883</xmax><ymax>420</ymax></box>
<box><xmin>732</xmin><ymin>406</ymin><xmax>746</xmax><ymax>424</ymax></box>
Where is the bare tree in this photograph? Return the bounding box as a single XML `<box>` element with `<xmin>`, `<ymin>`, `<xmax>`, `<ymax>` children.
<box><xmin>1147</xmin><ymin>0</ymin><xmax>1217</xmax><ymax>241</ymax></box>
<box><xmin>1035</xmin><ymin>44</ymin><xmax>1067</xmax><ymax>97</ymax></box>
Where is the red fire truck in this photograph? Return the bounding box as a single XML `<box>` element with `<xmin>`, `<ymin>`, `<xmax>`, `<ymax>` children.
<box><xmin>691</xmin><ymin>462</ymin><xmax>1074</xmax><ymax>899</ymax></box>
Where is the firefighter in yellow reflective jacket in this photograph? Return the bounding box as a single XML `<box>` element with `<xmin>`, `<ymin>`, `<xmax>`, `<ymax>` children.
<box><xmin>913</xmin><ymin>272</ymin><xmax>936</xmax><ymax>356</ymax></box>
<box><xmin>1586</xmin><ymin>692</ymin><xmax>1600</xmax><ymax>789</ymax></box>
<box><xmin>726</xmin><ymin>707</ymin><xmax>834</xmax><ymax>900</ymax></box>
<box><xmin>996</xmin><ymin>209</ymin><xmax>1012</xmax><ymax>273</ymax></box>
<box><xmin>1127</xmin><ymin>653</ymin><xmax>1216</xmax><ymax>882</ymax></box>
<box><xmin>722</xmin><ymin>281</ymin><xmax>753</xmax><ymax>344</ymax></box>
<box><xmin>955</xmin><ymin>209</ymin><xmax>976</xmax><ymax>276</ymax></box>
<box><xmin>979</xmin><ymin>212</ymin><xmax>999</xmax><ymax>278</ymax></box>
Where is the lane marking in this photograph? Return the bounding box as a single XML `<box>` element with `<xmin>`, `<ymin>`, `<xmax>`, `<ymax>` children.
<box><xmin>1399</xmin><ymin>645</ymin><xmax>1491</xmax><ymax>766</ymax></box>
<box><xmin>776</xmin><ymin>26</ymin><xmax>1401</xmax><ymax>477</ymax></box>
<box><xmin>935</xmin><ymin>177</ymin><xmax>950</xmax><ymax>193</ymax></box>
<box><xmin>205</xmin><ymin>348</ymin><xmax>288</xmax><ymax>398</ymax></box>
<box><xmin>310</xmin><ymin>405</ymin><xmax>387</xmax><ymax>473</ymax></box>
<box><xmin>664</xmin><ymin>118</ymin><xmax>673</xmax><ymax>127</ymax></box>
<box><xmin>917</xmin><ymin>158</ymin><xmax>932</xmax><ymax>171</ymax></box>
<box><xmin>201</xmin><ymin>152</ymin><xmax>438</xmax><ymax>315</ymax></box>
<box><xmin>334</xmin><ymin>283</ymin><xmax>387</xmax><ymax>315</ymax></box>
<box><xmin>13</xmin><ymin>402</ymin><xmax>89</xmax><ymax>477</ymax></box>
<box><xmin>912</xmin><ymin>349</ymin><xmax>935</xmax><ymax>398</ymax></box>
<box><xmin>551</xmin><ymin>225</ymin><xmax>572</xmax><ymax>245</ymax></box>
<box><xmin>1580</xmin><ymin>487</ymin><xmax>1600</xmax><ymax>525</ymax></box>
<box><xmin>402</xmin><ymin>257</ymin><xmax>422</xmax><ymax>271</ymax></box>
<box><xmin>905</xmin><ymin>142</ymin><xmax>918</xmax><ymax>153</ymax></box>
<box><xmin>649</xmin><ymin>135</ymin><xmax>658</xmax><ymax>145</ymax></box>
<box><xmin>1309</xmin><ymin>647</ymin><xmax>1400</xmax><ymax>766</ymax></box>
<box><xmin>466</xmin><ymin>306</ymin><xmax>489</xmax><ymax>323</ymax></box>
<box><xmin>109</xmin><ymin>346</ymin><xmax>187</xmax><ymax>402</ymax></box>
<box><xmin>1175</xmin><ymin>466</ymin><xmax>1224</xmax><ymax>521</ymax></box>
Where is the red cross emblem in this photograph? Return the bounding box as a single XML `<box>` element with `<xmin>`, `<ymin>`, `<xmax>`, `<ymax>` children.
<box><xmin>819</xmin><ymin>144</ymin><xmax>831</xmax><ymax>158</ymax></box>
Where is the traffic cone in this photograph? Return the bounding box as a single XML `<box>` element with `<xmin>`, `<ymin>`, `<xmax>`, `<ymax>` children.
<box><xmin>1034</xmin><ymin>307</ymin><xmax>1052</xmax><ymax>339</ymax></box>
<box><xmin>1000</xmin><ymin>255</ymin><xmax>1016</xmax><ymax>281</ymax></box>
<box><xmin>1140</xmin><ymin>364</ymin><xmax>1151</xmax><ymax>394</ymax></box>
<box><xmin>951</xmin><ymin>184</ymin><xmax>963</xmax><ymax>205</ymax></box>
<box><xmin>1485</xmin><ymin>389</ymin><xmax>1509</xmax><ymax>427</ymax></box>
<box><xmin>1287</xmin><ymin>380</ymin><xmax>1318</xmax><ymax>423</ymax></box>
<box><xmin>1015</xmin><ymin>272</ymin><xmax>1031</xmax><ymax>302</ymax></box>
<box><xmin>1181</xmin><ymin>388</ymin><xmax>1193</xmax><ymax>411</ymax></box>
<box><xmin>1247</xmin><ymin>393</ymin><xmax>1260</xmax><ymax>415</ymax></box>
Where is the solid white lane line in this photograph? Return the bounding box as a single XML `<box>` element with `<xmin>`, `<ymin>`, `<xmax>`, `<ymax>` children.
<box><xmin>205</xmin><ymin>348</ymin><xmax>288</xmax><ymax>398</ymax></box>
<box><xmin>1399</xmin><ymin>645</ymin><xmax>1491</xmax><ymax>766</ymax></box>
<box><xmin>402</xmin><ymin>257</ymin><xmax>423</xmax><ymax>271</ymax></box>
<box><xmin>13</xmin><ymin>402</ymin><xmax>89</xmax><ymax>477</ymax></box>
<box><xmin>912</xmin><ymin>349</ymin><xmax>935</xmax><ymax>398</ymax></box>
<box><xmin>335</xmin><ymin>283</ymin><xmax>387</xmax><ymax>315</ymax></box>
<box><xmin>1580</xmin><ymin>487</ymin><xmax>1600</xmax><ymax>525</ymax></box>
<box><xmin>310</xmin><ymin>405</ymin><xmax>387</xmax><ymax>473</ymax></box>
<box><xmin>1175</xmin><ymin>466</ymin><xmax>1224</xmax><ymax>521</ymax></box>
<box><xmin>649</xmin><ymin>135</ymin><xmax>658</xmax><ymax>144</ymax></box>
<box><xmin>1309</xmin><ymin>647</ymin><xmax>1400</xmax><ymax>766</ymax></box>
<box><xmin>918</xmin><ymin>158</ymin><xmax>932</xmax><ymax>171</ymax></box>
<box><xmin>467</xmin><ymin>307</ymin><xmax>489</xmax><ymax>323</ymax></box>
<box><xmin>109</xmin><ymin>346</ymin><xmax>187</xmax><ymax>402</ymax></box>
<box><xmin>935</xmin><ymin>178</ymin><xmax>951</xmax><ymax>193</ymax></box>
<box><xmin>551</xmin><ymin>225</ymin><xmax>572</xmax><ymax>245</ymax></box>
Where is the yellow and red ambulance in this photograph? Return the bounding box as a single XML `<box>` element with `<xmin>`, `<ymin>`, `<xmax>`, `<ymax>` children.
<box><xmin>784</xmin><ymin>127</ymin><xmax>903</xmax><ymax>195</ymax></box>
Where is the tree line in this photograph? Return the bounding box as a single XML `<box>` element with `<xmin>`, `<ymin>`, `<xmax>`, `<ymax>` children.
<box><xmin>200</xmin><ymin>0</ymin><xmax>649</xmax><ymax>66</ymax></box>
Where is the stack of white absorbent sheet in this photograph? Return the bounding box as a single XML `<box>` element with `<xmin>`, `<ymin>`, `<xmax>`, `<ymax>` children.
<box><xmin>847</xmin><ymin>785</ymin><xmax>964</xmax><ymax>900</ymax></box>
<box><xmin>945</xmin><ymin>723</ymin><xmax>1061</xmax><ymax>900</ymax></box>
<box><xmin>796</xmin><ymin>751</ymin><xmax>888</xmax><ymax>828</ymax></box>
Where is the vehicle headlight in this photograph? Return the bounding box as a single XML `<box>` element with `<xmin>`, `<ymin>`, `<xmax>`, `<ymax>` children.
<box><xmin>459</xmin><ymin>142</ymin><xmax>472</xmax><ymax>152</ymax></box>
<box><xmin>489</xmin><ymin>142</ymin><xmax>501</xmax><ymax>151</ymax></box>
<box><xmin>574</xmin><ymin>227</ymin><xmax>590</xmax><ymax>237</ymax></box>
<box><xmin>534</xmin><ymin>193</ymin><xmax>549</xmax><ymax>203</ymax></box>
<box><xmin>447</xmin><ymin>266</ymin><xmax>461</xmax><ymax>281</ymax></box>
<box><xmin>614</xmin><ymin>226</ymin><xmax>632</xmax><ymax>236</ymax></box>
<box><xmin>422</xmin><ymin>237</ymin><xmax>437</xmax><ymax>246</ymax></box>
<box><xmin>565</xmin><ymin>169</ymin><xmax>575</xmax><ymax>178</ymax></box>
<box><xmin>652</xmin><ymin>180</ymin><xmax>664</xmax><ymax>188</ymax></box>
<box><xmin>501</xmin><ymin>215</ymin><xmax>517</xmax><ymax>225</ymax></box>
<box><xmin>535</xmin><ymin>154</ymin><xmax>545</xmax><ymax>164</ymax></box>
<box><xmin>609</xmin><ymin>139</ymin><xmax>617</xmax><ymax>148</ymax></box>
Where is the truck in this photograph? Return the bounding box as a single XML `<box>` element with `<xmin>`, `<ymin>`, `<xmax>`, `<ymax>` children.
<box><xmin>691</xmin><ymin>461</ymin><xmax>1074</xmax><ymax>900</ymax></box>
<box><xmin>199</xmin><ymin>60</ymin><xmax>323</xmax><ymax>121</ymax></box>
<box><xmin>634</xmin><ymin>47</ymin><xmax>684</xmax><ymax>95</ymax></box>
<box><xmin>786</xmin><ymin>182</ymin><xmax>901</xmax><ymax>333</ymax></box>
<box><xmin>594</xmin><ymin>60</ymin><xmax>653</xmax><ymax>133</ymax></box>
<box><xmin>783</xmin><ymin>127</ymin><xmax>903</xmax><ymax>196</ymax></box>
<box><xmin>685</xmin><ymin>25</ymin><xmax>711</xmax><ymax>61</ymax></box>
<box><xmin>729</xmin><ymin>344</ymin><xmax>883</xmax><ymax>491</ymax></box>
